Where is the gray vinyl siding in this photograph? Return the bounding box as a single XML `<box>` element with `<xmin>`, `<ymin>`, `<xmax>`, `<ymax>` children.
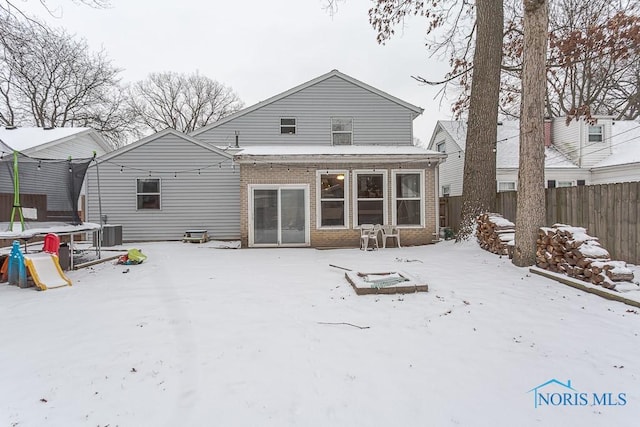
<box><xmin>86</xmin><ymin>133</ymin><xmax>239</xmax><ymax>242</ymax></box>
<box><xmin>196</xmin><ymin>76</ymin><xmax>415</xmax><ymax>147</ymax></box>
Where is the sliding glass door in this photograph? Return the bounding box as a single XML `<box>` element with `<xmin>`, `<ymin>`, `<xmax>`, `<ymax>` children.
<box><xmin>250</xmin><ymin>186</ymin><xmax>309</xmax><ymax>246</ymax></box>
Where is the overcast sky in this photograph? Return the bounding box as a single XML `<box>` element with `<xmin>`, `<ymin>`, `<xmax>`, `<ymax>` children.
<box><xmin>19</xmin><ymin>0</ymin><xmax>453</xmax><ymax>145</ymax></box>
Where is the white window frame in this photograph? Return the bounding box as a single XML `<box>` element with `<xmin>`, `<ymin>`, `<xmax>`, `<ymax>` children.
<box><xmin>497</xmin><ymin>181</ymin><xmax>516</xmax><ymax>192</ymax></box>
<box><xmin>436</xmin><ymin>141</ymin><xmax>446</xmax><ymax>153</ymax></box>
<box><xmin>331</xmin><ymin>117</ymin><xmax>353</xmax><ymax>145</ymax></box>
<box><xmin>392</xmin><ymin>170</ymin><xmax>424</xmax><ymax>227</ymax></box>
<box><xmin>136</xmin><ymin>178</ymin><xmax>161</xmax><ymax>210</ymax></box>
<box><xmin>352</xmin><ymin>170</ymin><xmax>388</xmax><ymax>228</ymax></box>
<box><xmin>557</xmin><ymin>180</ymin><xmax>574</xmax><ymax>188</ymax></box>
<box><xmin>588</xmin><ymin>125</ymin><xmax>603</xmax><ymax>143</ymax></box>
<box><xmin>280</xmin><ymin>117</ymin><xmax>296</xmax><ymax>135</ymax></box>
<box><xmin>442</xmin><ymin>185</ymin><xmax>451</xmax><ymax>197</ymax></box>
<box><xmin>316</xmin><ymin>170</ymin><xmax>349</xmax><ymax>229</ymax></box>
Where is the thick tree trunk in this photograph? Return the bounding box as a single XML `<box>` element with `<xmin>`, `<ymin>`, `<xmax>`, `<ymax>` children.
<box><xmin>512</xmin><ymin>0</ymin><xmax>549</xmax><ymax>267</ymax></box>
<box><xmin>457</xmin><ymin>0</ymin><xmax>504</xmax><ymax>240</ymax></box>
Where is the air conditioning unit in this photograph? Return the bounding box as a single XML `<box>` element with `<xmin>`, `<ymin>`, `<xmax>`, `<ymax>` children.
<box><xmin>93</xmin><ymin>224</ymin><xmax>123</xmax><ymax>247</ymax></box>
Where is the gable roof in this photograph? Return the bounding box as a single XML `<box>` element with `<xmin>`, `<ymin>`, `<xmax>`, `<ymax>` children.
<box><xmin>96</xmin><ymin>128</ymin><xmax>236</xmax><ymax>163</ymax></box>
<box><xmin>0</xmin><ymin>126</ymin><xmax>111</xmax><ymax>155</ymax></box>
<box><xmin>190</xmin><ymin>69</ymin><xmax>424</xmax><ymax>137</ymax></box>
<box><xmin>431</xmin><ymin>120</ymin><xmax>577</xmax><ymax>169</ymax></box>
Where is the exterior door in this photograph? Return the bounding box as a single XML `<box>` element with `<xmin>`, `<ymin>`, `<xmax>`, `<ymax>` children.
<box><xmin>250</xmin><ymin>185</ymin><xmax>309</xmax><ymax>247</ymax></box>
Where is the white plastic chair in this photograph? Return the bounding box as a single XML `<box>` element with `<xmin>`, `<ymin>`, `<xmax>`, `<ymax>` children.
<box><xmin>360</xmin><ymin>224</ymin><xmax>379</xmax><ymax>250</ymax></box>
<box><xmin>381</xmin><ymin>225</ymin><xmax>401</xmax><ymax>248</ymax></box>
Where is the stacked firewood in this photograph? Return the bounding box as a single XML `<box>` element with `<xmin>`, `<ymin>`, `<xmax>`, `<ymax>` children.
<box><xmin>536</xmin><ymin>224</ymin><xmax>634</xmax><ymax>289</ymax></box>
<box><xmin>476</xmin><ymin>213</ymin><xmax>515</xmax><ymax>256</ymax></box>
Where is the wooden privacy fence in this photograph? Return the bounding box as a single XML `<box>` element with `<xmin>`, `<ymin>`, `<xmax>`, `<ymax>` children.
<box><xmin>440</xmin><ymin>181</ymin><xmax>640</xmax><ymax>265</ymax></box>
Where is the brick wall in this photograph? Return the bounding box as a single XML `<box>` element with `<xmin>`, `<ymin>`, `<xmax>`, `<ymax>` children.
<box><xmin>240</xmin><ymin>161</ymin><xmax>438</xmax><ymax>248</ymax></box>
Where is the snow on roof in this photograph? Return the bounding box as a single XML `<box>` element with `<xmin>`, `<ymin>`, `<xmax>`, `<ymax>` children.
<box><xmin>0</xmin><ymin>127</ymin><xmax>91</xmax><ymax>152</ymax></box>
<box><xmin>592</xmin><ymin>120</ymin><xmax>640</xmax><ymax>168</ymax></box>
<box><xmin>438</xmin><ymin>120</ymin><xmax>576</xmax><ymax>169</ymax></box>
<box><xmin>234</xmin><ymin>145</ymin><xmax>442</xmax><ymax>157</ymax></box>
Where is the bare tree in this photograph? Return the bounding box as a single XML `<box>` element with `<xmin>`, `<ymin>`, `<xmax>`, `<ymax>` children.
<box><xmin>334</xmin><ymin>1</ymin><xmax>504</xmax><ymax>239</ymax></box>
<box><xmin>457</xmin><ymin>1</ymin><xmax>504</xmax><ymax>239</ymax></box>
<box><xmin>500</xmin><ymin>0</ymin><xmax>640</xmax><ymax>120</ymax></box>
<box><xmin>1</xmin><ymin>0</ymin><xmax>109</xmax><ymax>17</ymax></box>
<box><xmin>128</xmin><ymin>71</ymin><xmax>244</xmax><ymax>134</ymax></box>
<box><xmin>512</xmin><ymin>0</ymin><xmax>548</xmax><ymax>267</ymax></box>
<box><xmin>0</xmin><ymin>13</ymin><xmax>130</xmax><ymax>146</ymax></box>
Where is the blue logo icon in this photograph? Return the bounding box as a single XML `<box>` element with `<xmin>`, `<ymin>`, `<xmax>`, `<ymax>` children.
<box><xmin>528</xmin><ymin>379</ymin><xmax>627</xmax><ymax>408</ymax></box>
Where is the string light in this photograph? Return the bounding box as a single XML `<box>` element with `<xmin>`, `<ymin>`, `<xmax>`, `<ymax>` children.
<box><xmin>198</xmin><ymin>169</ymin><xmax>201</xmax><ymax>175</ymax></box>
<box><xmin>174</xmin><ymin>172</ymin><xmax>177</xmax><ymax>178</ymax></box>
<box><xmin>120</xmin><ymin>166</ymin><xmax>124</xmax><ymax>173</ymax></box>
<box><xmin>37</xmin><ymin>160</ymin><xmax>42</xmax><ymax>171</ymax></box>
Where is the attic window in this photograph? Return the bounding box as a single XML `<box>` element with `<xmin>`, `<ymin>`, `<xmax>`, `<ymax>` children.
<box><xmin>280</xmin><ymin>118</ymin><xmax>296</xmax><ymax>134</ymax></box>
<box><xmin>588</xmin><ymin>125</ymin><xmax>603</xmax><ymax>142</ymax></box>
<box><xmin>331</xmin><ymin>118</ymin><xmax>352</xmax><ymax>145</ymax></box>
<box><xmin>436</xmin><ymin>142</ymin><xmax>446</xmax><ymax>153</ymax></box>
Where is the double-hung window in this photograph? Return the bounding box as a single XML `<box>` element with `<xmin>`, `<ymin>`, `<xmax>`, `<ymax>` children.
<box><xmin>354</xmin><ymin>171</ymin><xmax>385</xmax><ymax>226</ymax></box>
<box><xmin>137</xmin><ymin>178</ymin><xmax>161</xmax><ymax>210</ymax></box>
<box><xmin>318</xmin><ymin>172</ymin><xmax>347</xmax><ymax>227</ymax></box>
<box><xmin>393</xmin><ymin>171</ymin><xmax>423</xmax><ymax>226</ymax></box>
<box><xmin>436</xmin><ymin>142</ymin><xmax>446</xmax><ymax>153</ymax></box>
<box><xmin>588</xmin><ymin>125</ymin><xmax>603</xmax><ymax>142</ymax></box>
<box><xmin>331</xmin><ymin>118</ymin><xmax>352</xmax><ymax>145</ymax></box>
<box><xmin>280</xmin><ymin>118</ymin><xmax>296</xmax><ymax>134</ymax></box>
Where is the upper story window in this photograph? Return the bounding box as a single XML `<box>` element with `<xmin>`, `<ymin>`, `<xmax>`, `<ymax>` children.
<box><xmin>442</xmin><ymin>185</ymin><xmax>451</xmax><ymax>197</ymax></box>
<box><xmin>331</xmin><ymin>118</ymin><xmax>352</xmax><ymax>145</ymax></box>
<box><xmin>280</xmin><ymin>118</ymin><xmax>296</xmax><ymax>134</ymax></box>
<box><xmin>137</xmin><ymin>178</ymin><xmax>161</xmax><ymax>210</ymax></box>
<box><xmin>588</xmin><ymin>125</ymin><xmax>603</xmax><ymax>142</ymax></box>
<box><xmin>436</xmin><ymin>142</ymin><xmax>446</xmax><ymax>153</ymax></box>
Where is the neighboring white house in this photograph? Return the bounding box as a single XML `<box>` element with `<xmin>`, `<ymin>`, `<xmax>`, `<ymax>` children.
<box><xmin>87</xmin><ymin>70</ymin><xmax>446</xmax><ymax>246</ymax></box>
<box><xmin>0</xmin><ymin>126</ymin><xmax>112</xmax><ymax>159</ymax></box>
<box><xmin>428</xmin><ymin>117</ymin><xmax>640</xmax><ymax>197</ymax></box>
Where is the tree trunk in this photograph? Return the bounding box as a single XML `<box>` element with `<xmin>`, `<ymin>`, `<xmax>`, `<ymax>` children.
<box><xmin>512</xmin><ymin>0</ymin><xmax>549</xmax><ymax>267</ymax></box>
<box><xmin>457</xmin><ymin>0</ymin><xmax>504</xmax><ymax>240</ymax></box>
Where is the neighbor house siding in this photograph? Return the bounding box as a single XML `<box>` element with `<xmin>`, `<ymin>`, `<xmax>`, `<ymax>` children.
<box><xmin>551</xmin><ymin>117</ymin><xmax>613</xmax><ymax>167</ymax></box>
<box><xmin>195</xmin><ymin>76</ymin><xmax>415</xmax><ymax>147</ymax></box>
<box><xmin>591</xmin><ymin>164</ymin><xmax>640</xmax><ymax>185</ymax></box>
<box><xmin>86</xmin><ymin>133</ymin><xmax>239</xmax><ymax>242</ymax></box>
<box><xmin>430</xmin><ymin>128</ymin><xmax>463</xmax><ymax>196</ymax></box>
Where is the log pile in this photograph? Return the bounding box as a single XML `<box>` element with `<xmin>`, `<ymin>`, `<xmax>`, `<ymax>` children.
<box><xmin>476</xmin><ymin>213</ymin><xmax>515</xmax><ymax>256</ymax></box>
<box><xmin>536</xmin><ymin>224</ymin><xmax>634</xmax><ymax>289</ymax></box>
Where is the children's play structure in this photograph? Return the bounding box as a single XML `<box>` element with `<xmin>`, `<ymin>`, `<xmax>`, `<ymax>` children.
<box><xmin>0</xmin><ymin>142</ymin><xmax>102</xmax><ymax>290</ymax></box>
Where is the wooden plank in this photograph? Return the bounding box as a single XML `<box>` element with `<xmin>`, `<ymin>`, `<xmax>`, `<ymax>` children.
<box><xmin>530</xmin><ymin>267</ymin><xmax>640</xmax><ymax>309</ymax></box>
<box><xmin>620</xmin><ymin>182</ymin><xmax>630</xmax><ymax>262</ymax></box>
<box><xmin>587</xmin><ymin>185</ymin><xmax>596</xmax><ymax>235</ymax></box>
<box><xmin>631</xmin><ymin>182</ymin><xmax>640</xmax><ymax>265</ymax></box>
<box><xmin>612</xmin><ymin>183</ymin><xmax>623</xmax><ymax>260</ymax></box>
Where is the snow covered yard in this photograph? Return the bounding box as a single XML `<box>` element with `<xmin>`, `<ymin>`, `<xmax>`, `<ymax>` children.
<box><xmin>1</xmin><ymin>240</ymin><xmax>639</xmax><ymax>426</ymax></box>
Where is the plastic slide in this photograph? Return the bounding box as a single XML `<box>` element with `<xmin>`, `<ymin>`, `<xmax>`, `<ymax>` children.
<box><xmin>24</xmin><ymin>253</ymin><xmax>72</xmax><ymax>291</ymax></box>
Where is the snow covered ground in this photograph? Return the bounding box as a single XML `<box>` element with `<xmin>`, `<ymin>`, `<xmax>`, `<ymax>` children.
<box><xmin>1</xmin><ymin>240</ymin><xmax>640</xmax><ymax>426</ymax></box>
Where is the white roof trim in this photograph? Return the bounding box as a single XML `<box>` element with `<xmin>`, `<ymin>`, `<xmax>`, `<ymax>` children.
<box><xmin>190</xmin><ymin>70</ymin><xmax>424</xmax><ymax>137</ymax></box>
<box><xmin>95</xmin><ymin>128</ymin><xmax>234</xmax><ymax>163</ymax></box>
